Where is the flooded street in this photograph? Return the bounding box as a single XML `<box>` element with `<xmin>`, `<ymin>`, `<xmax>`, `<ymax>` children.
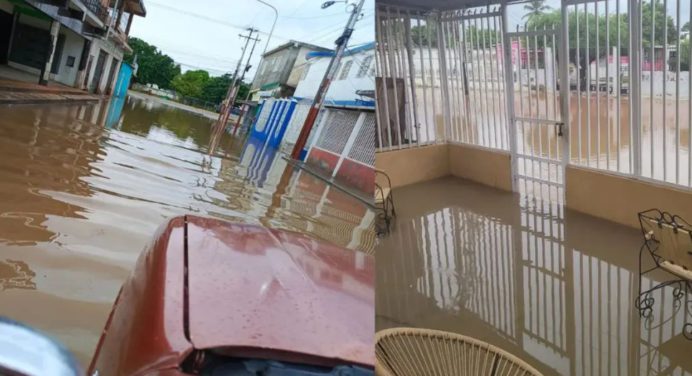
<box><xmin>376</xmin><ymin>177</ymin><xmax>692</xmax><ymax>376</ymax></box>
<box><xmin>0</xmin><ymin>95</ymin><xmax>375</xmax><ymax>366</ymax></box>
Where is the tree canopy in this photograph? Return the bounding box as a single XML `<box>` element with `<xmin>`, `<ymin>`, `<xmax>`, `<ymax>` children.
<box><xmin>523</xmin><ymin>0</ymin><xmax>551</xmax><ymax>21</ymax></box>
<box><xmin>125</xmin><ymin>38</ymin><xmax>250</xmax><ymax>107</ymax></box>
<box><xmin>124</xmin><ymin>37</ymin><xmax>181</xmax><ymax>90</ymax></box>
<box><xmin>527</xmin><ymin>0</ymin><xmax>678</xmax><ymax>52</ymax></box>
<box><xmin>171</xmin><ymin>70</ymin><xmax>210</xmax><ymax>99</ymax></box>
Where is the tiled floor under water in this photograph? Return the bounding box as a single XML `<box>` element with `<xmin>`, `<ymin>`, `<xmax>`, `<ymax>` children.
<box><xmin>376</xmin><ymin>176</ymin><xmax>692</xmax><ymax>376</ymax></box>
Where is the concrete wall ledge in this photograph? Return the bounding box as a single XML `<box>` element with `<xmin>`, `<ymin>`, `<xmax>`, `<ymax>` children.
<box><xmin>375</xmin><ymin>144</ymin><xmax>449</xmax><ymax>189</ymax></box>
<box><xmin>448</xmin><ymin>143</ymin><xmax>512</xmax><ymax>192</ymax></box>
<box><xmin>566</xmin><ymin>165</ymin><xmax>692</xmax><ymax>228</ymax></box>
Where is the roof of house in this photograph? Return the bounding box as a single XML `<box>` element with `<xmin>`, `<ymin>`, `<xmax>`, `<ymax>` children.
<box><xmin>305</xmin><ymin>42</ymin><xmax>374</xmax><ymax>60</ymax></box>
<box><xmin>110</xmin><ymin>0</ymin><xmax>146</xmax><ymax>16</ymax></box>
<box><xmin>262</xmin><ymin>40</ymin><xmax>333</xmax><ymax>58</ymax></box>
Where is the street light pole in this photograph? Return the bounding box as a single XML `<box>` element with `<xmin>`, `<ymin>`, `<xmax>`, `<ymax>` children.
<box><xmin>290</xmin><ymin>0</ymin><xmax>366</xmax><ymax>160</ymax></box>
<box><xmin>254</xmin><ymin>0</ymin><xmax>278</xmax><ymax>54</ymax></box>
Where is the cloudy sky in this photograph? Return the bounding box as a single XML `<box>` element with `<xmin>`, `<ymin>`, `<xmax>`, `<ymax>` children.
<box><xmin>129</xmin><ymin>0</ymin><xmax>375</xmax><ymax>79</ymax></box>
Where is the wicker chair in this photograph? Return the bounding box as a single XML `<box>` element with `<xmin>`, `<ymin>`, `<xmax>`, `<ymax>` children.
<box><xmin>376</xmin><ymin>328</ymin><xmax>543</xmax><ymax>376</ymax></box>
<box><xmin>635</xmin><ymin>209</ymin><xmax>692</xmax><ymax>339</ymax></box>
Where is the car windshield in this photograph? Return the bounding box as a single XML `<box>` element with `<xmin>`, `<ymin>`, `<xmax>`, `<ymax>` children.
<box><xmin>199</xmin><ymin>357</ymin><xmax>374</xmax><ymax>376</ymax></box>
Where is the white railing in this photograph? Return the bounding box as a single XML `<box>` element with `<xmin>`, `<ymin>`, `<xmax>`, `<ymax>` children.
<box><xmin>378</xmin><ymin>1</ymin><xmax>692</xmax><ymax>194</ymax></box>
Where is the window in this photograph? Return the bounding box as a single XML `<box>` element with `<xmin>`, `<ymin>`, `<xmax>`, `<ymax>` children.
<box><xmin>356</xmin><ymin>55</ymin><xmax>373</xmax><ymax>78</ymax></box>
<box><xmin>338</xmin><ymin>60</ymin><xmax>353</xmax><ymax>80</ymax></box>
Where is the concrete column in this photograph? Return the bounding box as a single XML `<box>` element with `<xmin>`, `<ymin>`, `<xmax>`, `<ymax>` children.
<box><xmin>39</xmin><ymin>20</ymin><xmax>60</xmax><ymax>86</ymax></box>
<box><xmin>115</xmin><ymin>0</ymin><xmax>125</xmax><ymax>30</ymax></box>
<box><xmin>75</xmin><ymin>39</ymin><xmax>92</xmax><ymax>89</ymax></box>
<box><xmin>125</xmin><ymin>13</ymin><xmax>133</xmax><ymax>35</ymax></box>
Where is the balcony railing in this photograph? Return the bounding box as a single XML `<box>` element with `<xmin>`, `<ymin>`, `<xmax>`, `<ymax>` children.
<box><xmin>81</xmin><ymin>0</ymin><xmax>108</xmax><ymax>24</ymax></box>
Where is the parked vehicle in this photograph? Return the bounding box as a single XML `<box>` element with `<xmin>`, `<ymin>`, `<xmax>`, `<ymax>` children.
<box><xmin>0</xmin><ymin>216</ymin><xmax>374</xmax><ymax>376</ymax></box>
<box><xmin>88</xmin><ymin>215</ymin><xmax>375</xmax><ymax>375</ymax></box>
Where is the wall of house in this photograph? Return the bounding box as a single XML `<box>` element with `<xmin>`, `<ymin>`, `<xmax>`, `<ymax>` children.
<box><xmin>448</xmin><ymin>143</ymin><xmax>513</xmax><ymax>192</ymax></box>
<box><xmin>286</xmin><ymin>46</ymin><xmax>313</xmax><ymax>88</ymax></box>
<box><xmin>53</xmin><ymin>27</ymin><xmax>83</xmax><ymax>86</ymax></box>
<box><xmin>294</xmin><ymin>48</ymin><xmax>375</xmax><ymax>106</ymax></box>
<box><xmin>375</xmin><ymin>144</ymin><xmax>449</xmax><ymax>189</ymax></box>
<box><xmin>566</xmin><ymin>166</ymin><xmax>692</xmax><ymax>229</ymax></box>
<box><xmin>85</xmin><ymin>37</ymin><xmax>124</xmax><ymax>94</ymax></box>
<box><xmin>252</xmin><ymin>47</ymin><xmax>299</xmax><ymax>91</ymax></box>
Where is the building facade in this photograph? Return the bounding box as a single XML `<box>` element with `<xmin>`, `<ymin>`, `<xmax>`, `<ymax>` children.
<box><xmin>0</xmin><ymin>0</ymin><xmax>145</xmax><ymax>93</ymax></box>
<box><xmin>250</xmin><ymin>40</ymin><xmax>331</xmax><ymax>101</ymax></box>
<box><xmin>293</xmin><ymin>42</ymin><xmax>375</xmax><ymax>108</ymax></box>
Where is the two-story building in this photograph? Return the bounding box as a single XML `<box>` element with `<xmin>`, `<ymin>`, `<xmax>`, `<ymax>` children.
<box><xmin>249</xmin><ymin>40</ymin><xmax>331</xmax><ymax>101</ymax></box>
<box><xmin>293</xmin><ymin>41</ymin><xmax>375</xmax><ymax>109</ymax></box>
<box><xmin>0</xmin><ymin>0</ymin><xmax>145</xmax><ymax>94</ymax></box>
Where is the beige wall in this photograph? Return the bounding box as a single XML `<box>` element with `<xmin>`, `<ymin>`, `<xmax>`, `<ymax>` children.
<box><xmin>375</xmin><ymin>143</ymin><xmax>513</xmax><ymax>192</ymax></box>
<box><xmin>375</xmin><ymin>144</ymin><xmax>449</xmax><ymax>189</ymax></box>
<box><xmin>448</xmin><ymin>143</ymin><xmax>513</xmax><ymax>192</ymax></box>
<box><xmin>566</xmin><ymin>166</ymin><xmax>692</xmax><ymax>228</ymax></box>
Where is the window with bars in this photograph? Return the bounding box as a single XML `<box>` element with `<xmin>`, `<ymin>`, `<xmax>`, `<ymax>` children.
<box><xmin>357</xmin><ymin>55</ymin><xmax>373</xmax><ymax>78</ymax></box>
<box><xmin>338</xmin><ymin>60</ymin><xmax>353</xmax><ymax>80</ymax></box>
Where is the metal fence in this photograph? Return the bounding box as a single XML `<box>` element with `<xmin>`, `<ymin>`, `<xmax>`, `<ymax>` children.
<box><xmin>564</xmin><ymin>0</ymin><xmax>691</xmax><ymax>189</ymax></box>
<box><xmin>377</xmin><ymin>1</ymin><xmax>692</xmax><ymax>198</ymax></box>
<box><xmin>375</xmin><ymin>5</ymin><xmax>510</xmax><ymax>152</ymax></box>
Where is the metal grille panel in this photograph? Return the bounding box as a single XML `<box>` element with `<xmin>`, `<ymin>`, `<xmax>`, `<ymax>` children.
<box><xmin>348</xmin><ymin>112</ymin><xmax>376</xmax><ymax>166</ymax></box>
<box><xmin>315</xmin><ymin>109</ymin><xmax>360</xmax><ymax>155</ymax></box>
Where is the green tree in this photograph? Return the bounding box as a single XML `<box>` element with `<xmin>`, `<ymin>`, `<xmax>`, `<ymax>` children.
<box><xmin>523</xmin><ymin>0</ymin><xmax>551</xmax><ymax>21</ymax></box>
<box><xmin>195</xmin><ymin>74</ymin><xmax>250</xmax><ymax>106</ymax></box>
<box><xmin>199</xmin><ymin>74</ymin><xmax>231</xmax><ymax>104</ymax></box>
<box><xmin>171</xmin><ymin>70</ymin><xmax>210</xmax><ymax>98</ymax></box>
<box><xmin>528</xmin><ymin>0</ymin><xmax>676</xmax><ymax>53</ymax></box>
<box><xmin>411</xmin><ymin>23</ymin><xmax>438</xmax><ymax>47</ymax></box>
<box><xmin>124</xmin><ymin>37</ymin><xmax>181</xmax><ymax>89</ymax></box>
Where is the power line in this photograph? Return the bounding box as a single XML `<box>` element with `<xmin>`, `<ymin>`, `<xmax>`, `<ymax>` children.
<box><xmin>145</xmin><ymin>0</ymin><xmax>290</xmax><ymax>41</ymax></box>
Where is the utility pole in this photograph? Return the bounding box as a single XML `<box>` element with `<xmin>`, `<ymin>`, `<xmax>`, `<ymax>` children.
<box><xmin>231</xmin><ymin>31</ymin><xmax>262</xmax><ymax>135</ymax></box>
<box><xmin>230</xmin><ymin>0</ymin><xmax>278</xmax><ymax>135</ymax></box>
<box><xmin>211</xmin><ymin>27</ymin><xmax>259</xmax><ymax>144</ymax></box>
<box><xmin>290</xmin><ymin>0</ymin><xmax>366</xmax><ymax>160</ymax></box>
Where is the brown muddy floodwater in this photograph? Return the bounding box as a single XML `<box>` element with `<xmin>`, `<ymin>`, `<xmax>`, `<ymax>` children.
<box><xmin>376</xmin><ymin>177</ymin><xmax>692</xmax><ymax>376</ymax></box>
<box><xmin>0</xmin><ymin>95</ymin><xmax>375</xmax><ymax>366</ymax></box>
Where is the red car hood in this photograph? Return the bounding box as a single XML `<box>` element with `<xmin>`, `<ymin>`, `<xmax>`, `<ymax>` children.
<box><xmin>185</xmin><ymin>216</ymin><xmax>375</xmax><ymax>367</ymax></box>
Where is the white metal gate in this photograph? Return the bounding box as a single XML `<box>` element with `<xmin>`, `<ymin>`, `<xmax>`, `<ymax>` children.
<box><xmin>506</xmin><ymin>24</ymin><xmax>569</xmax><ymax>203</ymax></box>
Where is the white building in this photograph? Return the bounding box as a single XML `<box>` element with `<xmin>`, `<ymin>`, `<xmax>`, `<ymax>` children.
<box><xmin>293</xmin><ymin>42</ymin><xmax>375</xmax><ymax>109</ymax></box>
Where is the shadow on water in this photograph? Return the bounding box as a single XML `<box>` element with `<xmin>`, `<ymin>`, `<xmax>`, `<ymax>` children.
<box><xmin>0</xmin><ymin>94</ymin><xmax>375</xmax><ymax>366</ymax></box>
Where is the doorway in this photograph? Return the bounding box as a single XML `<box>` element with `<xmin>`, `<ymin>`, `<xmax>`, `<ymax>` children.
<box><xmin>0</xmin><ymin>10</ymin><xmax>12</xmax><ymax>64</ymax></box>
<box><xmin>90</xmin><ymin>49</ymin><xmax>107</xmax><ymax>93</ymax></box>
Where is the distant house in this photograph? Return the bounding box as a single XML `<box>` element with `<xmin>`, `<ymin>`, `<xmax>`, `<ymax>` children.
<box><xmin>0</xmin><ymin>0</ymin><xmax>146</xmax><ymax>94</ymax></box>
<box><xmin>293</xmin><ymin>41</ymin><xmax>375</xmax><ymax>109</ymax></box>
<box><xmin>250</xmin><ymin>40</ymin><xmax>331</xmax><ymax>101</ymax></box>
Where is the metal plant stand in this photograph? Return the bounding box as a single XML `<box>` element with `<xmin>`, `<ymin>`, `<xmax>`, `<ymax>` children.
<box><xmin>635</xmin><ymin>209</ymin><xmax>692</xmax><ymax>340</ymax></box>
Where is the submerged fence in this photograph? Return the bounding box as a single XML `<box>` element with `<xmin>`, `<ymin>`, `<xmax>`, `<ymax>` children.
<box><xmin>376</xmin><ymin>1</ymin><xmax>692</xmax><ymax>195</ymax></box>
